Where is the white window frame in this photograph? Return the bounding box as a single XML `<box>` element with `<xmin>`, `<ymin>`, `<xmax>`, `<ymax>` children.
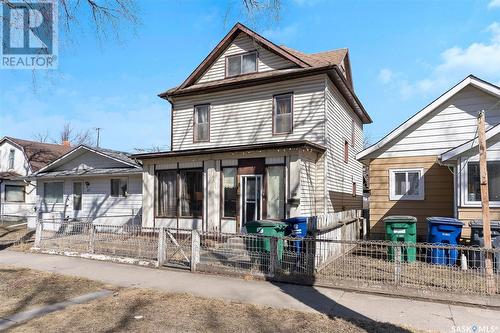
<box><xmin>226</xmin><ymin>51</ymin><xmax>258</xmax><ymax>77</ymax></box>
<box><xmin>8</xmin><ymin>149</ymin><xmax>15</xmax><ymax>170</ymax></box>
<box><xmin>273</xmin><ymin>93</ymin><xmax>293</xmax><ymax>135</ymax></box>
<box><xmin>389</xmin><ymin>168</ymin><xmax>425</xmax><ymax>201</ymax></box>
<box><xmin>193</xmin><ymin>104</ymin><xmax>210</xmax><ymax>142</ymax></box>
<box><xmin>5</xmin><ymin>185</ymin><xmax>25</xmax><ymax>203</ymax></box>
<box><xmin>462</xmin><ymin>157</ymin><xmax>500</xmax><ymax>207</ymax></box>
<box><xmin>110</xmin><ymin>178</ymin><xmax>128</xmax><ymax>197</ymax></box>
<box><xmin>43</xmin><ymin>181</ymin><xmax>64</xmax><ymax>204</ymax></box>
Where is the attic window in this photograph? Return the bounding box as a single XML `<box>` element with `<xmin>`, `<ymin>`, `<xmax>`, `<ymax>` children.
<box><xmin>226</xmin><ymin>51</ymin><xmax>257</xmax><ymax>77</ymax></box>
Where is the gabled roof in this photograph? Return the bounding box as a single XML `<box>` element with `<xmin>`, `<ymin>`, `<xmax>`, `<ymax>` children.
<box><xmin>0</xmin><ymin>137</ymin><xmax>71</xmax><ymax>172</ymax></box>
<box><xmin>440</xmin><ymin>123</ymin><xmax>500</xmax><ymax>162</ymax></box>
<box><xmin>357</xmin><ymin>75</ymin><xmax>500</xmax><ymax>161</ymax></box>
<box><xmin>176</xmin><ymin>23</ymin><xmax>311</xmax><ymax>90</ymax></box>
<box><xmin>162</xmin><ymin>22</ymin><xmax>354</xmax><ymax>98</ymax></box>
<box><xmin>36</xmin><ymin>145</ymin><xmax>141</xmax><ymax>174</ymax></box>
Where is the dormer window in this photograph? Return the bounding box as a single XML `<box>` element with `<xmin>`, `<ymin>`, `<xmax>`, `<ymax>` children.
<box><xmin>226</xmin><ymin>51</ymin><xmax>257</xmax><ymax>77</ymax></box>
<box><xmin>8</xmin><ymin>149</ymin><xmax>15</xmax><ymax>170</ymax></box>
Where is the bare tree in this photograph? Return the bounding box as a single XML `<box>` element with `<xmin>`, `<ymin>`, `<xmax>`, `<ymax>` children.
<box><xmin>58</xmin><ymin>122</ymin><xmax>94</xmax><ymax>145</ymax></box>
<box><xmin>33</xmin><ymin>131</ymin><xmax>50</xmax><ymax>143</ymax></box>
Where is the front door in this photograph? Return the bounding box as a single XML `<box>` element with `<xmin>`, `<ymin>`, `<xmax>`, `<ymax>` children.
<box><xmin>73</xmin><ymin>182</ymin><xmax>83</xmax><ymax>218</ymax></box>
<box><xmin>240</xmin><ymin>175</ymin><xmax>262</xmax><ymax>226</ymax></box>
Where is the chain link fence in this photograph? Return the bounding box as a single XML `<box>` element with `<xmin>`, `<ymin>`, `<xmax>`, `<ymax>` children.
<box><xmin>34</xmin><ymin>218</ymin><xmax>500</xmax><ymax>296</ymax></box>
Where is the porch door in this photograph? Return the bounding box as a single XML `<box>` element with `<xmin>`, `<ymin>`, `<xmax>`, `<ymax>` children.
<box><xmin>240</xmin><ymin>175</ymin><xmax>262</xmax><ymax>225</ymax></box>
<box><xmin>73</xmin><ymin>182</ymin><xmax>83</xmax><ymax>217</ymax></box>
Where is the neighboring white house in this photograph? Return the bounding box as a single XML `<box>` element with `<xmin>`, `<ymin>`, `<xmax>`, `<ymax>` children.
<box><xmin>357</xmin><ymin>75</ymin><xmax>500</xmax><ymax>238</ymax></box>
<box><xmin>31</xmin><ymin>145</ymin><xmax>143</xmax><ymax>226</ymax></box>
<box><xmin>134</xmin><ymin>23</ymin><xmax>372</xmax><ymax>233</ymax></box>
<box><xmin>0</xmin><ymin>137</ymin><xmax>69</xmax><ymax>221</ymax></box>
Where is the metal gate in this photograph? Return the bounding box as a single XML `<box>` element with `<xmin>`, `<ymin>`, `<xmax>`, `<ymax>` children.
<box><xmin>161</xmin><ymin>228</ymin><xmax>192</xmax><ymax>269</ymax></box>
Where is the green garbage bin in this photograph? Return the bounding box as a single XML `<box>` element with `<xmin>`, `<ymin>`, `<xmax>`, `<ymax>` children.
<box><xmin>245</xmin><ymin>220</ymin><xmax>287</xmax><ymax>260</ymax></box>
<box><xmin>384</xmin><ymin>216</ymin><xmax>417</xmax><ymax>262</ymax></box>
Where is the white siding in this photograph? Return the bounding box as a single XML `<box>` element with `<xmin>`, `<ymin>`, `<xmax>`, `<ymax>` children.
<box><xmin>325</xmin><ymin>78</ymin><xmax>364</xmax><ymax>198</ymax></box>
<box><xmin>54</xmin><ymin>150</ymin><xmax>125</xmax><ymax>171</ymax></box>
<box><xmin>37</xmin><ymin>175</ymin><xmax>142</xmax><ymax>225</ymax></box>
<box><xmin>0</xmin><ymin>141</ymin><xmax>36</xmax><ymax>218</ymax></box>
<box><xmin>299</xmin><ymin>158</ymin><xmax>317</xmax><ymax>216</ymax></box>
<box><xmin>377</xmin><ymin>86</ymin><xmax>500</xmax><ymax>158</ymax></box>
<box><xmin>172</xmin><ymin>75</ymin><xmax>326</xmax><ymax>150</ymax></box>
<box><xmin>197</xmin><ymin>32</ymin><xmax>296</xmax><ymax>83</ymax></box>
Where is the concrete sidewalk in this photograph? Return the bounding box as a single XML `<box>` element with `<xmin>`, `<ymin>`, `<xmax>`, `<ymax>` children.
<box><xmin>1</xmin><ymin>251</ymin><xmax>498</xmax><ymax>333</ymax></box>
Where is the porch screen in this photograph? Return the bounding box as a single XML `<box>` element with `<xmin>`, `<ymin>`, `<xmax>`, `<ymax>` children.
<box><xmin>179</xmin><ymin>170</ymin><xmax>203</xmax><ymax>217</ymax></box>
<box><xmin>467</xmin><ymin>161</ymin><xmax>500</xmax><ymax>202</ymax></box>
<box><xmin>266</xmin><ymin>166</ymin><xmax>285</xmax><ymax>219</ymax></box>
<box><xmin>5</xmin><ymin>185</ymin><xmax>25</xmax><ymax>202</ymax></box>
<box><xmin>157</xmin><ymin>170</ymin><xmax>177</xmax><ymax>217</ymax></box>
<box><xmin>223</xmin><ymin>168</ymin><xmax>237</xmax><ymax>218</ymax></box>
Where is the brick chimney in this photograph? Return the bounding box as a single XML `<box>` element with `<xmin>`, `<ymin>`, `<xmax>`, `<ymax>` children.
<box><xmin>62</xmin><ymin>140</ymin><xmax>70</xmax><ymax>147</ymax></box>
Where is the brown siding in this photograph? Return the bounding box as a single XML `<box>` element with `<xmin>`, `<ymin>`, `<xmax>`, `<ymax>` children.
<box><xmin>369</xmin><ymin>156</ymin><xmax>454</xmax><ymax>240</ymax></box>
<box><xmin>458</xmin><ymin>207</ymin><xmax>500</xmax><ymax>239</ymax></box>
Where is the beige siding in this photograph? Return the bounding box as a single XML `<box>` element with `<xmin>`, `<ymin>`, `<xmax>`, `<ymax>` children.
<box><xmin>325</xmin><ymin>77</ymin><xmax>364</xmax><ymax>209</ymax></box>
<box><xmin>172</xmin><ymin>75</ymin><xmax>326</xmax><ymax>151</ymax></box>
<box><xmin>197</xmin><ymin>32</ymin><xmax>296</xmax><ymax>83</ymax></box>
<box><xmin>376</xmin><ymin>86</ymin><xmax>500</xmax><ymax>158</ymax></box>
<box><xmin>369</xmin><ymin>156</ymin><xmax>454</xmax><ymax>239</ymax></box>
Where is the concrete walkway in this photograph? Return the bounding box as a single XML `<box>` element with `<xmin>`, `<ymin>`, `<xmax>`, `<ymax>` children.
<box><xmin>1</xmin><ymin>251</ymin><xmax>498</xmax><ymax>333</ymax></box>
<box><xmin>0</xmin><ymin>290</ymin><xmax>112</xmax><ymax>331</ymax></box>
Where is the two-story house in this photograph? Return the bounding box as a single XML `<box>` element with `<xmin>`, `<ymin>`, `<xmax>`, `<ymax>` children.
<box><xmin>134</xmin><ymin>23</ymin><xmax>371</xmax><ymax>233</ymax></box>
<box><xmin>0</xmin><ymin>136</ymin><xmax>70</xmax><ymax>221</ymax></box>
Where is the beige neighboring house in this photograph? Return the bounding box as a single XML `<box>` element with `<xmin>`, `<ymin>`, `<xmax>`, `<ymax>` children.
<box><xmin>134</xmin><ymin>22</ymin><xmax>371</xmax><ymax>233</ymax></box>
<box><xmin>357</xmin><ymin>76</ymin><xmax>500</xmax><ymax>239</ymax></box>
<box><xmin>0</xmin><ymin>137</ymin><xmax>70</xmax><ymax>221</ymax></box>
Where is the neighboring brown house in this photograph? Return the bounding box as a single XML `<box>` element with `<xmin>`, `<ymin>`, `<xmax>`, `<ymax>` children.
<box><xmin>0</xmin><ymin>136</ymin><xmax>70</xmax><ymax>220</ymax></box>
<box><xmin>357</xmin><ymin>76</ymin><xmax>500</xmax><ymax>239</ymax></box>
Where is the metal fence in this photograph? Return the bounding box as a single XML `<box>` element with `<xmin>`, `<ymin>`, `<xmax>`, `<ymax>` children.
<box><xmin>34</xmin><ymin>218</ymin><xmax>500</xmax><ymax>296</ymax></box>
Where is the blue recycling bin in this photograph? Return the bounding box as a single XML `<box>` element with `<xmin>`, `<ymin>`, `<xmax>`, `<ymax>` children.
<box><xmin>283</xmin><ymin>216</ymin><xmax>308</xmax><ymax>252</ymax></box>
<box><xmin>427</xmin><ymin>217</ymin><xmax>464</xmax><ymax>265</ymax></box>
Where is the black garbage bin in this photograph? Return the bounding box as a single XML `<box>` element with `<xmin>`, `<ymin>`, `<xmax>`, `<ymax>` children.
<box><xmin>469</xmin><ymin>220</ymin><xmax>500</xmax><ymax>272</ymax></box>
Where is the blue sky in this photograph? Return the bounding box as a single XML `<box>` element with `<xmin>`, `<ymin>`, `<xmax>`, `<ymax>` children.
<box><xmin>1</xmin><ymin>0</ymin><xmax>500</xmax><ymax>151</ymax></box>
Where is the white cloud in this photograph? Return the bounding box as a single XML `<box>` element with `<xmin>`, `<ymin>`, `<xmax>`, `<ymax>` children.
<box><xmin>488</xmin><ymin>0</ymin><xmax>500</xmax><ymax>8</ymax></box>
<box><xmin>377</xmin><ymin>68</ymin><xmax>393</xmax><ymax>84</ymax></box>
<box><xmin>262</xmin><ymin>24</ymin><xmax>299</xmax><ymax>44</ymax></box>
<box><xmin>378</xmin><ymin>22</ymin><xmax>500</xmax><ymax>99</ymax></box>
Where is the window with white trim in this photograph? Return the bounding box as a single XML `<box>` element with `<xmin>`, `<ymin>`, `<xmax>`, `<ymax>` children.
<box><xmin>8</xmin><ymin>149</ymin><xmax>15</xmax><ymax>170</ymax></box>
<box><xmin>273</xmin><ymin>93</ymin><xmax>293</xmax><ymax>134</ymax></box>
<box><xmin>389</xmin><ymin>168</ymin><xmax>424</xmax><ymax>200</ymax></box>
<box><xmin>467</xmin><ymin>161</ymin><xmax>500</xmax><ymax>202</ymax></box>
<box><xmin>226</xmin><ymin>51</ymin><xmax>257</xmax><ymax>77</ymax></box>
<box><xmin>5</xmin><ymin>185</ymin><xmax>25</xmax><ymax>202</ymax></box>
<box><xmin>44</xmin><ymin>182</ymin><xmax>64</xmax><ymax>203</ymax></box>
<box><xmin>194</xmin><ymin>104</ymin><xmax>210</xmax><ymax>142</ymax></box>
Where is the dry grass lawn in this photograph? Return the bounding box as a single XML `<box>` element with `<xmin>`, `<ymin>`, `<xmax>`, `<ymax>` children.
<box><xmin>0</xmin><ymin>265</ymin><xmax>417</xmax><ymax>333</ymax></box>
<box><xmin>0</xmin><ymin>266</ymin><xmax>107</xmax><ymax>318</ymax></box>
<box><xmin>8</xmin><ymin>288</ymin><xmax>416</xmax><ymax>333</ymax></box>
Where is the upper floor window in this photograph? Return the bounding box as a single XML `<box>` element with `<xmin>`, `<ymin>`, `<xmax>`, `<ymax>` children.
<box><xmin>344</xmin><ymin>140</ymin><xmax>349</xmax><ymax>163</ymax></box>
<box><xmin>351</xmin><ymin>119</ymin><xmax>355</xmax><ymax>147</ymax></box>
<box><xmin>226</xmin><ymin>51</ymin><xmax>257</xmax><ymax>77</ymax></box>
<box><xmin>273</xmin><ymin>93</ymin><xmax>293</xmax><ymax>135</ymax></box>
<box><xmin>194</xmin><ymin>104</ymin><xmax>210</xmax><ymax>142</ymax></box>
<box><xmin>389</xmin><ymin>168</ymin><xmax>425</xmax><ymax>201</ymax></box>
<box><xmin>8</xmin><ymin>149</ymin><xmax>15</xmax><ymax>169</ymax></box>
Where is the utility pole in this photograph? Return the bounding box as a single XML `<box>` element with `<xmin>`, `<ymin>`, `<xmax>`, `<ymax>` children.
<box><xmin>94</xmin><ymin>127</ymin><xmax>101</xmax><ymax>147</ymax></box>
<box><xmin>477</xmin><ymin>110</ymin><xmax>496</xmax><ymax>294</ymax></box>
